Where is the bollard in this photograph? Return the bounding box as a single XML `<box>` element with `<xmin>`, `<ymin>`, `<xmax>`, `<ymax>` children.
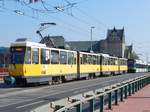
<box><xmin>76</xmin><ymin>103</ymin><xmax>82</xmax><ymax>112</ymax></box>
<box><xmin>89</xmin><ymin>99</ymin><xmax>95</xmax><ymax>112</ymax></box>
<box><xmin>128</xmin><ymin>84</ymin><xmax>131</xmax><ymax>96</ymax></box>
<box><xmin>114</xmin><ymin>90</ymin><xmax>118</xmax><ymax>105</ymax></box>
<box><xmin>120</xmin><ymin>88</ymin><xmax>123</xmax><ymax>102</ymax></box>
<box><xmin>100</xmin><ymin>95</ymin><xmax>104</xmax><ymax>112</ymax></box>
<box><xmin>124</xmin><ymin>86</ymin><xmax>127</xmax><ymax>99</ymax></box>
<box><xmin>108</xmin><ymin>92</ymin><xmax>112</xmax><ymax>109</ymax></box>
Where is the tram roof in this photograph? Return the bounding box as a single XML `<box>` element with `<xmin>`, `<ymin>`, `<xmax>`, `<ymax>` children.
<box><xmin>100</xmin><ymin>53</ymin><xmax>117</xmax><ymax>59</ymax></box>
<box><xmin>80</xmin><ymin>51</ymin><xmax>100</xmax><ymax>56</ymax></box>
<box><xmin>10</xmin><ymin>41</ymin><xmax>46</xmax><ymax>47</ymax></box>
<box><xmin>119</xmin><ymin>57</ymin><xmax>127</xmax><ymax>60</ymax></box>
<box><xmin>135</xmin><ymin>59</ymin><xmax>146</xmax><ymax>64</ymax></box>
<box><xmin>10</xmin><ymin>41</ymin><xmax>77</xmax><ymax>53</ymax></box>
<box><xmin>100</xmin><ymin>53</ymin><xmax>110</xmax><ymax>57</ymax></box>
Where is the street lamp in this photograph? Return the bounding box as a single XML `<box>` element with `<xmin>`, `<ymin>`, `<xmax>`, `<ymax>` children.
<box><xmin>90</xmin><ymin>26</ymin><xmax>95</xmax><ymax>53</ymax></box>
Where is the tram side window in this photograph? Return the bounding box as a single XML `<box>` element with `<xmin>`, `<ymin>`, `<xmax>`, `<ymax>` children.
<box><xmin>60</xmin><ymin>51</ymin><xmax>67</xmax><ymax>64</ymax></box>
<box><xmin>93</xmin><ymin>56</ymin><xmax>97</xmax><ymax>65</ymax></box>
<box><xmin>108</xmin><ymin>58</ymin><xmax>110</xmax><ymax>65</ymax></box>
<box><xmin>124</xmin><ymin>60</ymin><xmax>127</xmax><ymax>65</ymax></box>
<box><xmin>51</xmin><ymin>50</ymin><xmax>59</xmax><ymax>64</ymax></box>
<box><xmin>96</xmin><ymin>56</ymin><xmax>99</xmax><ymax>65</ymax></box>
<box><xmin>111</xmin><ymin>58</ymin><xmax>114</xmax><ymax>65</ymax></box>
<box><xmin>74</xmin><ymin>53</ymin><xmax>76</xmax><ymax>64</ymax></box>
<box><xmin>88</xmin><ymin>55</ymin><xmax>92</xmax><ymax>64</ymax></box>
<box><xmin>124</xmin><ymin>60</ymin><xmax>125</xmax><ymax>65</ymax></box>
<box><xmin>101</xmin><ymin>57</ymin><xmax>105</xmax><ymax>65</ymax></box>
<box><xmin>83</xmin><ymin>54</ymin><xmax>88</xmax><ymax>64</ymax></box>
<box><xmin>80</xmin><ymin>56</ymin><xmax>83</xmax><ymax>64</ymax></box>
<box><xmin>98</xmin><ymin>56</ymin><xmax>100</xmax><ymax>64</ymax></box>
<box><xmin>106</xmin><ymin>58</ymin><xmax>108</xmax><ymax>65</ymax></box>
<box><xmin>119</xmin><ymin>60</ymin><xmax>121</xmax><ymax>65</ymax></box>
<box><xmin>100</xmin><ymin>56</ymin><xmax>103</xmax><ymax>65</ymax></box>
<box><xmin>68</xmin><ymin>52</ymin><xmax>74</xmax><ymax>65</ymax></box>
<box><xmin>122</xmin><ymin>60</ymin><xmax>124</xmax><ymax>65</ymax></box>
<box><xmin>25</xmin><ymin>47</ymin><xmax>31</xmax><ymax>64</ymax></box>
<box><xmin>114</xmin><ymin>59</ymin><xmax>117</xmax><ymax>65</ymax></box>
<box><xmin>107</xmin><ymin>58</ymin><xmax>109</xmax><ymax>65</ymax></box>
<box><xmin>41</xmin><ymin>49</ymin><xmax>50</xmax><ymax>64</ymax></box>
<box><xmin>32</xmin><ymin>48</ymin><xmax>39</xmax><ymax>64</ymax></box>
<box><xmin>114</xmin><ymin>59</ymin><xmax>116</xmax><ymax>65</ymax></box>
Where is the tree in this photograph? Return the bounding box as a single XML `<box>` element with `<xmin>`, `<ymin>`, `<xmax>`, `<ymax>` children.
<box><xmin>130</xmin><ymin>51</ymin><xmax>139</xmax><ymax>60</ymax></box>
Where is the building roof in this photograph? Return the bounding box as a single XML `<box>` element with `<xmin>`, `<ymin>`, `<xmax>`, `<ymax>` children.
<box><xmin>107</xmin><ymin>27</ymin><xmax>125</xmax><ymax>42</ymax></box>
<box><xmin>40</xmin><ymin>36</ymin><xmax>65</xmax><ymax>48</ymax></box>
<box><xmin>66</xmin><ymin>41</ymin><xmax>99</xmax><ymax>51</ymax></box>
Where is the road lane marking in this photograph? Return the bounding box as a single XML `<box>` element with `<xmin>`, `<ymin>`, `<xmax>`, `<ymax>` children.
<box><xmin>16</xmin><ymin>100</ymin><xmax>44</xmax><ymax>109</ymax></box>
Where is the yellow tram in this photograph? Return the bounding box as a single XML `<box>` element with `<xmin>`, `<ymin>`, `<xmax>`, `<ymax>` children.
<box><xmin>6</xmin><ymin>40</ymin><xmax>128</xmax><ymax>85</ymax></box>
<box><xmin>9</xmin><ymin>41</ymin><xmax>77</xmax><ymax>85</ymax></box>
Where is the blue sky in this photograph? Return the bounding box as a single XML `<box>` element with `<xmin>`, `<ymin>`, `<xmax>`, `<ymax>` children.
<box><xmin>0</xmin><ymin>0</ymin><xmax>150</xmax><ymax>61</ymax></box>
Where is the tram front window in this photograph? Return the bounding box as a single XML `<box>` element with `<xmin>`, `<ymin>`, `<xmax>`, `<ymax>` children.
<box><xmin>11</xmin><ymin>47</ymin><xmax>25</xmax><ymax>64</ymax></box>
<box><xmin>127</xmin><ymin>60</ymin><xmax>135</xmax><ymax>68</ymax></box>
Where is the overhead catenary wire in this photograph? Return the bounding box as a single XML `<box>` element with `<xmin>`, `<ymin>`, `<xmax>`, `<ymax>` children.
<box><xmin>0</xmin><ymin>0</ymin><xmax>106</xmax><ymax>40</ymax></box>
<box><xmin>0</xmin><ymin>5</ymin><xmax>93</xmax><ymax>40</ymax></box>
<box><xmin>49</xmin><ymin>0</ymin><xmax>107</xmax><ymax>37</ymax></box>
<box><xmin>75</xmin><ymin>7</ymin><xmax>108</xmax><ymax>29</ymax></box>
<box><xmin>0</xmin><ymin>4</ymin><xmax>91</xmax><ymax>38</ymax></box>
<box><xmin>0</xmin><ymin>5</ymin><xmax>40</xmax><ymax>20</ymax></box>
<box><xmin>25</xmin><ymin>0</ymin><xmax>103</xmax><ymax>39</ymax></box>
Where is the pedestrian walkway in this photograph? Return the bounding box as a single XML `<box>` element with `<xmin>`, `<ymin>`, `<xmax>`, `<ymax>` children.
<box><xmin>105</xmin><ymin>84</ymin><xmax>150</xmax><ymax>112</ymax></box>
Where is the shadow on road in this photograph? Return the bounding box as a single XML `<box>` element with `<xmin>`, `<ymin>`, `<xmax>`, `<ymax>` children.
<box><xmin>0</xmin><ymin>81</ymin><xmax>16</xmax><ymax>88</ymax></box>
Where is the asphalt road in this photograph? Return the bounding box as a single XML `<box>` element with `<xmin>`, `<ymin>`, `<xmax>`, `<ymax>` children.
<box><xmin>0</xmin><ymin>73</ymin><xmax>149</xmax><ymax>112</ymax></box>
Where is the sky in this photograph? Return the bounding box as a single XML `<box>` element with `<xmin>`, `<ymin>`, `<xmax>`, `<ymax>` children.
<box><xmin>0</xmin><ymin>0</ymin><xmax>150</xmax><ymax>61</ymax></box>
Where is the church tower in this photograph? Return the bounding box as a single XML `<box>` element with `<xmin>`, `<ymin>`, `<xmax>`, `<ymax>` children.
<box><xmin>106</xmin><ymin>27</ymin><xmax>125</xmax><ymax>57</ymax></box>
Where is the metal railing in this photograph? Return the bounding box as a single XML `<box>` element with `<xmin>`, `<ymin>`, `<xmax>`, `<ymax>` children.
<box><xmin>32</xmin><ymin>75</ymin><xmax>150</xmax><ymax>112</ymax></box>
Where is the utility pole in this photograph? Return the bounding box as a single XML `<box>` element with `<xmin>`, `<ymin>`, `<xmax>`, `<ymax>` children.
<box><xmin>146</xmin><ymin>52</ymin><xmax>149</xmax><ymax>64</ymax></box>
<box><xmin>90</xmin><ymin>26</ymin><xmax>95</xmax><ymax>53</ymax></box>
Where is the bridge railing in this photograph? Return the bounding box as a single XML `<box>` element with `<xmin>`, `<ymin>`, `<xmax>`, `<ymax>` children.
<box><xmin>32</xmin><ymin>75</ymin><xmax>150</xmax><ymax>112</ymax></box>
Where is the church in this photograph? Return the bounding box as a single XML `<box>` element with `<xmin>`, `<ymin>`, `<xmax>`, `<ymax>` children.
<box><xmin>40</xmin><ymin>27</ymin><xmax>131</xmax><ymax>58</ymax></box>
